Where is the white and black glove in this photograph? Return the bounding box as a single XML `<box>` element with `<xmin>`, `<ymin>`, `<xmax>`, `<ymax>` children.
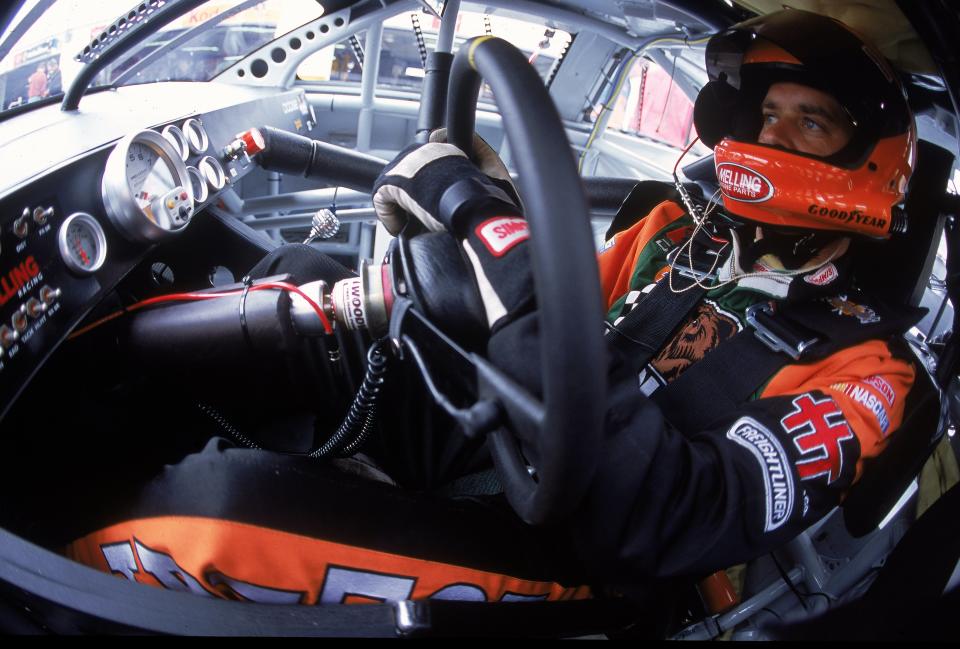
<box><xmin>373</xmin><ymin>139</ymin><xmax>533</xmax><ymax>330</ymax></box>
<box><xmin>427</xmin><ymin>129</ymin><xmax>521</xmax><ymax>208</ymax></box>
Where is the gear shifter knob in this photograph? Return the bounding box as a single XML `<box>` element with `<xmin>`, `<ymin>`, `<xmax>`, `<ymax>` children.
<box><xmin>304</xmin><ymin>208</ymin><xmax>340</xmax><ymax>243</ymax></box>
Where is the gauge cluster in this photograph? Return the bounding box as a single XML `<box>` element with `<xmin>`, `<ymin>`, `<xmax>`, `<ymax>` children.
<box><xmin>0</xmin><ymin>88</ymin><xmax>315</xmax><ymax>421</ymax></box>
<box><xmin>101</xmin><ymin>111</ymin><xmax>267</xmax><ymax>246</ymax></box>
<box><xmin>102</xmin><ymin>129</ymin><xmax>194</xmax><ymax>243</ymax></box>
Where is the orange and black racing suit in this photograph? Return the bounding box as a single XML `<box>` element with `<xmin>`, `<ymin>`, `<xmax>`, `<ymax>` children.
<box><xmin>483</xmin><ymin>199</ymin><xmax>919</xmax><ymax>581</ymax></box>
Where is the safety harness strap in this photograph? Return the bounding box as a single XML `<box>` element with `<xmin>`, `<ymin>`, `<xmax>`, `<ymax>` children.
<box><xmin>651</xmin><ymin>330</ymin><xmax>785</xmax><ymax>429</ymax></box>
<box><xmin>604</xmin><ymin>280</ymin><xmax>706</xmax><ymax>372</ymax></box>
<box><xmin>652</xmin><ymin>296</ymin><xmax>926</xmax><ymax>430</ymax></box>
<box><xmin>604</xmin><ymin>227</ymin><xmax>730</xmax><ymax>371</ymax></box>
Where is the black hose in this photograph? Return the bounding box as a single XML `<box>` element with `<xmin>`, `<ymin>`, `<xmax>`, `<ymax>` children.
<box><xmin>311</xmin><ymin>339</ymin><xmax>392</xmax><ymax>458</ymax></box>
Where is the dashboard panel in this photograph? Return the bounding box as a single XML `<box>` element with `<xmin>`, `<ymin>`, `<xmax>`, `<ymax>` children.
<box><xmin>0</xmin><ymin>85</ymin><xmax>316</xmax><ymax>421</ymax></box>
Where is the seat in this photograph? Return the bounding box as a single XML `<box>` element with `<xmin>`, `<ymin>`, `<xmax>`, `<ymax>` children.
<box><xmin>63</xmin><ymin>437</ymin><xmax>593</xmax><ymax>606</ymax></box>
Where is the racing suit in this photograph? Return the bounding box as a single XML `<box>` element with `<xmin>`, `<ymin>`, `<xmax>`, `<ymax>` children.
<box><xmin>482</xmin><ymin>198</ymin><xmax>918</xmax><ymax>582</ymax></box>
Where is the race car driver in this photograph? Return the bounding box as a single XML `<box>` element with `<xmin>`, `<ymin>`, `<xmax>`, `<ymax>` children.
<box><xmin>370</xmin><ymin>8</ymin><xmax>922</xmax><ymax>581</ymax></box>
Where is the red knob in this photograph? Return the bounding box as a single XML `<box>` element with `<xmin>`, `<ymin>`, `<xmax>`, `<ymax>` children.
<box><xmin>241</xmin><ymin>128</ymin><xmax>265</xmax><ymax>156</ymax></box>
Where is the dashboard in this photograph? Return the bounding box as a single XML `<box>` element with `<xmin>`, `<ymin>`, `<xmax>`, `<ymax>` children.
<box><xmin>0</xmin><ymin>82</ymin><xmax>317</xmax><ymax>421</ymax></box>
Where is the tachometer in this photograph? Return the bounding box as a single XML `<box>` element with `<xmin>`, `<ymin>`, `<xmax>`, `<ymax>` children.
<box><xmin>102</xmin><ymin>129</ymin><xmax>194</xmax><ymax>243</ymax></box>
<box><xmin>58</xmin><ymin>213</ymin><xmax>107</xmax><ymax>275</ymax></box>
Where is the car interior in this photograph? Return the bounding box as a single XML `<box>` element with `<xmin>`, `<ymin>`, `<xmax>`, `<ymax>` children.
<box><xmin>0</xmin><ymin>0</ymin><xmax>958</xmax><ymax>638</ymax></box>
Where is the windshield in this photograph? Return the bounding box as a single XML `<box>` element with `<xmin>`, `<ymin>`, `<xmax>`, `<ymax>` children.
<box><xmin>0</xmin><ymin>0</ymin><xmax>324</xmax><ymax>113</ymax></box>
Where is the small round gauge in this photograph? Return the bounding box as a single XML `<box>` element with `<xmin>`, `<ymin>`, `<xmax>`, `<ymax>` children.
<box><xmin>102</xmin><ymin>129</ymin><xmax>194</xmax><ymax>243</ymax></box>
<box><xmin>198</xmin><ymin>155</ymin><xmax>226</xmax><ymax>191</ymax></box>
<box><xmin>183</xmin><ymin>118</ymin><xmax>209</xmax><ymax>155</ymax></box>
<box><xmin>58</xmin><ymin>213</ymin><xmax>107</xmax><ymax>274</ymax></box>
<box><xmin>161</xmin><ymin>125</ymin><xmax>190</xmax><ymax>162</ymax></box>
<box><xmin>186</xmin><ymin>166</ymin><xmax>209</xmax><ymax>203</ymax></box>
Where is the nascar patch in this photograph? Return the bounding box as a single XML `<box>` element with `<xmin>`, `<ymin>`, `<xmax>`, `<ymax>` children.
<box><xmin>475</xmin><ymin>217</ymin><xmax>529</xmax><ymax>257</ymax></box>
<box><xmin>831</xmin><ymin>381</ymin><xmax>892</xmax><ymax>435</ymax></box>
<box><xmin>726</xmin><ymin>417</ymin><xmax>795</xmax><ymax>532</ymax></box>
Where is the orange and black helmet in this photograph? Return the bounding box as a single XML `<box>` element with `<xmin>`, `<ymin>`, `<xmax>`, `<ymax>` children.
<box><xmin>693</xmin><ymin>9</ymin><xmax>916</xmax><ymax>238</ymax></box>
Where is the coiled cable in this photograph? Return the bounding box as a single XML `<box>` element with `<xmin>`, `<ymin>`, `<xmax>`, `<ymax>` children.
<box><xmin>311</xmin><ymin>339</ymin><xmax>392</xmax><ymax>458</ymax></box>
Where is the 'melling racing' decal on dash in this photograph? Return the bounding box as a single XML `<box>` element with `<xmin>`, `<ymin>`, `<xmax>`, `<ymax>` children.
<box><xmin>0</xmin><ymin>256</ymin><xmax>41</xmax><ymax>307</ymax></box>
<box><xmin>717</xmin><ymin>163</ymin><xmax>775</xmax><ymax>203</ymax></box>
<box><xmin>475</xmin><ymin>217</ymin><xmax>530</xmax><ymax>257</ymax></box>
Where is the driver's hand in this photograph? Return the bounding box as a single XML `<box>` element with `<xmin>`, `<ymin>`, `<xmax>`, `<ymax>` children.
<box><xmin>373</xmin><ymin>141</ymin><xmax>532</xmax><ymax>331</ymax></box>
<box><xmin>427</xmin><ymin>129</ymin><xmax>521</xmax><ymax>208</ymax></box>
<box><xmin>373</xmin><ymin>141</ymin><xmax>520</xmax><ymax>237</ymax></box>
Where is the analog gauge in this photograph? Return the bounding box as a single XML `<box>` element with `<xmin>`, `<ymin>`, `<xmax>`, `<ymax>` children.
<box><xmin>161</xmin><ymin>125</ymin><xmax>190</xmax><ymax>162</ymax></box>
<box><xmin>58</xmin><ymin>212</ymin><xmax>107</xmax><ymax>275</ymax></box>
<box><xmin>102</xmin><ymin>129</ymin><xmax>194</xmax><ymax>243</ymax></box>
<box><xmin>183</xmin><ymin>118</ymin><xmax>209</xmax><ymax>155</ymax></box>
<box><xmin>186</xmin><ymin>166</ymin><xmax>209</xmax><ymax>203</ymax></box>
<box><xmin>198</xmin><ymin>155</ymin><xmax>226</xmax><ymax>191</ymax></box>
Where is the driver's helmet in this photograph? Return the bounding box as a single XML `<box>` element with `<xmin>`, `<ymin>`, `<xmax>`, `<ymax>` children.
<box><xmin>693</xmin><ymin>9</ymin><xmax>916</xmax><ymax>238</ymax></box>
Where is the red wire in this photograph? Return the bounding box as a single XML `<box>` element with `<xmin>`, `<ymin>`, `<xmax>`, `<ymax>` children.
<box><xmin>69</xmin><ymin>281</ymin><xmax>333</xmax><ymax>340</ymax></box>
<box><xmin>671</xmin><ymin>137</ymin><xmax>729</xmax><ymax>245</ymax></box>
<box><xmin>247</xmin><ymin>282</ymin><xmax>334</xmax><ymax>334</ymax></box>
<box><xmin>672</xmin><ymin>136</ymin><xmax>700</xmax><ymax>177</ymax></box>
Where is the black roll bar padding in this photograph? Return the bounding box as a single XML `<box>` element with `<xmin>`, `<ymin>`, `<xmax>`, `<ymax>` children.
<box><xmin>446</xmin><ymin>37</ymin><xmax>607</xmax><ymax>524</ymax></box>
<box><xmin>61</xmin><ymin>0</ymin><xmax>209</xmax><ymax>111</ymax></box>
<box><xmin>121</xmin><ymin>276</ymin><xmax>297</xmax><ymax>370</ymax></box>
<box><xmin>415</xmin><ymin>52</ymin><xmax>455</xmax><ymax>143</ymax></box>
<box><xmin>583</xmin><ymin>177</ymin><xmax>646</xmax><ymax>212</ymax></box>
<box><xmin>258</xmin><ymin>123</ymin><xmax>637</xmax><ymax>215</ymax></box>
<box><xmin>256</xmin><ymin>126</ymin><xmax>388</xmax><ymax>194</ymax></box>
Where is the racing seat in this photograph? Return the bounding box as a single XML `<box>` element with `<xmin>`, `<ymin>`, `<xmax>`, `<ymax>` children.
<box><xmin>63</xmin><ymin>437</ymin><xmax>590</xmax><ymax>605</ymax></box>
<box><xmin>768</xmin><ymin>480</ymin><xmax>960</xmax><ymax>640</ymax></box>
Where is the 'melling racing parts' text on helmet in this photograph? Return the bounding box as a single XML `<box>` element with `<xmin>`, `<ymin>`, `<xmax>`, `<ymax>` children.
<box><xmin>693</xmin><ymin>9</ymin><xmax>916</xmax><ymax>238</ymax></box>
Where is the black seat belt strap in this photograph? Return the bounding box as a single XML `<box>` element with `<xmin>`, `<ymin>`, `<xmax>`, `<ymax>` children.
<box><xmin>653</xmin><ymin>296</ymin><xmax>927</xmax><ymax>431</ymax></box>
<box><xmin>652</xmin><ymin>330</ymin><xmax>786</xmax><ymax>431</ymax></box>
<box><xmin>604</xmin><ymin>227</ymin><xmax>728</xmax><ymax>370</ymax></box>
<box><xmin>604</xmin><ymin>280</ymin><xmax>706</xmax><ymax>370</ymax></box>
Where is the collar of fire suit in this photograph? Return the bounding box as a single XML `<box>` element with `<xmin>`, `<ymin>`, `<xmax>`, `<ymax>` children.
<box><xmin>715</xmin><ymin>228</ymin><xmax>851</xmax><ymax>300</ymax></box>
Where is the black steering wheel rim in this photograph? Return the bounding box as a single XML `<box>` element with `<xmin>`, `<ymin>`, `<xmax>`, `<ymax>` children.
<box><xmin>444</xmin><ymin>37</ymin><xmax>607</xmax><ymax>525</ymax></box>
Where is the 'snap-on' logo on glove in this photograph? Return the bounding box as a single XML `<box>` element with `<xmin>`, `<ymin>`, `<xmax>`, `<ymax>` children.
<box><xmin>475</xmin><ymin>217</ymin><xmax>530</xmax><ymax>257</ymax></box>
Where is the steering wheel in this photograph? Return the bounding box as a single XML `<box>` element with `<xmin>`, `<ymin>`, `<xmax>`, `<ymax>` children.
<box><xmin>419</xmin><ymin>37</ymin><xmax>608</xmax><ymax>525</ymax></box>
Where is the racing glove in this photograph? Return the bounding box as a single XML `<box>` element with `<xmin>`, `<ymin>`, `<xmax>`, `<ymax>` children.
<box><xmin>373</xmin><ymin>140</ymin><xmax>533</xmax><ymax>330</ymax></box>
<box><xmin>427</xmin><ymin>129</ymin><xmax>521</xmax><ymax>208</ymax></box>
